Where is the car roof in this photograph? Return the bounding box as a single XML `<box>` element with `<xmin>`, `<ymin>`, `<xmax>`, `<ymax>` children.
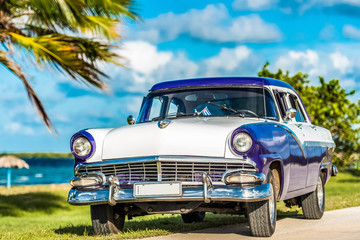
<box><xmin>150</xmin><ymin>77</ymin><xmax>295</xmax><ymax>92</ymax></box>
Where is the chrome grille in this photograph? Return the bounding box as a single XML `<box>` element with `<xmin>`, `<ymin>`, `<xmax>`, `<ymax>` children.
<box><xmin>78</xmin><ymin>160</ymin><xmax>255</xmax><ymax>183</ymax></box>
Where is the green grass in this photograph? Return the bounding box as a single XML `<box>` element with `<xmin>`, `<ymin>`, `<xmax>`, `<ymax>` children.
<box><xmin>0</xmin><ymin>171</ymin><xmax>359</xmax><ymax>240</ymax></box>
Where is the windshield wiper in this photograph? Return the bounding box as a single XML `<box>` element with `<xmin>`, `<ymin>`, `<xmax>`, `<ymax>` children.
<box><xmin>167</xmin><ymin>112</ymin><xmax>200</xmax><ymax>118</ymax></box>
<box><xmin>207</xmin><ymin>102</ymin><xmax>245</xmax><ymax>118</ymax></box>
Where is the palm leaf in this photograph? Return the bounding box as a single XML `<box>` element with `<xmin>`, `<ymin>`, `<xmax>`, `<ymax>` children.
<box><xmin>0</xmin><ymin>50</ymin><xmax>56</xmax><ymax>133</ymax></box>
<box><xmin>15</xmin><ymin>0</ymin><xmax>137</xmax><ymax>40</ymax></box>
<box><xmin>0</xmin><ymin>0</ymin><xmax>137</xmax><ymax>133</ymax></box>
<box><xmin>9</xmin><ymin>32</ymin><xmax>122</xmax><ymax>90</ymax></box>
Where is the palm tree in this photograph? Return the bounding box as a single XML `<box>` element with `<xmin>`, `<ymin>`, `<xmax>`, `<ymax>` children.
<box><xmin>0</xmin><ymin>0</ymin><xmax>137</xmax><ymax>133</ymax></box>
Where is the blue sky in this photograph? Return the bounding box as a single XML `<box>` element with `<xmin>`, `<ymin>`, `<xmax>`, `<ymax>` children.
<box><xmin>1</xmin><ymin>0</ymin><xmax>360</xmax><ymax>153</ymax></box>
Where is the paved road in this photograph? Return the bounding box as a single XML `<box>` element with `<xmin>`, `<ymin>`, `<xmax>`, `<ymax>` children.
<box><xmin>141</xmin><ymin>206</ymin><xmax>360</xmax><ymax>240</ymax></box>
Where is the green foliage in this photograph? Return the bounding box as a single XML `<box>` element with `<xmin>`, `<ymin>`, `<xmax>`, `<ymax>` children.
<box><xmin>258</xmin><ymin>62</ymin><xmax>360</xmax><ymax>166</ymax></box>
<box><xmin>0</xmin><ymin>0</ymin><xmax>138</xmax><ymax>133</ymax></box>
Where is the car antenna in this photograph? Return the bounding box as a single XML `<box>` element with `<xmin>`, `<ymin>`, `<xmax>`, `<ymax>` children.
<box><xmin>263</xmin><ymin>78</ymin><xmax>267</xmax><ymax>122</ymax></box>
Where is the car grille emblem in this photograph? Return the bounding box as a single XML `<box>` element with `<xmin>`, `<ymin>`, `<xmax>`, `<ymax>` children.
<box><xmin>158</xmin><ymin>119</ymin><xmax>171</xmax><ymax>129</ymax></box>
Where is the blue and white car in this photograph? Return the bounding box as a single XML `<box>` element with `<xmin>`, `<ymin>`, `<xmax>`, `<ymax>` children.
<box><xmin>68</xmin><ymin>77</ymin><xmax>337</xmax><ymax>237</ymax></box>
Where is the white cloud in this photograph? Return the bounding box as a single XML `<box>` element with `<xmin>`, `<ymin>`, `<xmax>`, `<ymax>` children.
<box><xmin>343</xmin><ymin>25</ymin><xmax>360</xmax><ymax>40</ymax></box>
<box><xmin>340</xmin><ymin>78</ymin><xmax>357</xmax><ymax>88</ymax></box>
<box><xmin>121</xmin><ymin>41</ymin><xmax>172</xmax><ymax>75</ymax></box>
<box><xmin>134</xmin><ymin>4</ymin><xmax>281</xmax><ymax>44</ymax></box>
<box><xmin>5</xmin><ymin>122</ymin><xmax>35</xmax><ymax>135</ymax></box>
<box><xmin>111</xmin><ymin>41</ymin><xmax>199</xmax><ymax>93</ymax></box>
<box><xmin>274</xmin><ymin>50</ymin><xmax>326</xmax><ymax>77</ymax></box>
<box><xmin>232</xmin><ymin>0</ymin><xmax>279</xmax><ymax>11</ymax></box>
<box><xmin>298</xmin><ymin>0</ymin><xmax>360</xmax><ymax>13</ymax></box>
<box><xmin>205</xmin><ymin>46</ymin><xmax>252</xmax><ymax>75</ymax></box>
<box><xmin>330</xmin><ymin>51</ymin><xmax>352</xmax><ymax>74</ymax></box>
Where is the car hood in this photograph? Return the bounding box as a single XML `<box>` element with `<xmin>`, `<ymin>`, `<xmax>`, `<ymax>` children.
<box><xmin>101</xmin><ymin>117</ymin><xmax>260</xmax><ymax>160</ymax></box>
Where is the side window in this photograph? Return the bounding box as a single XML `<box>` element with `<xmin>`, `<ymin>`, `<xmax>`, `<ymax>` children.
<box><xmin>168</xmin><ymin>99</ymin><xmax>179</xmax><ymax>116</ymax></box>
<box><xmin>289</xmin><ymin>94</ymin><xmax>306</xmax><ymax>122</ymax></box>
<box><xmin>148</xmin><ymin>97</ymin><xmax>162</xmax><ymax>121</ymax></box>
<box><xmin>274</xmin><ymin>91</ymin><xmax>287</xmax><ymax>119</ymax></box>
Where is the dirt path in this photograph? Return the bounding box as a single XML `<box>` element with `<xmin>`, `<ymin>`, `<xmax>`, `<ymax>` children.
<box><xmin>141</xmin><ymin>206</ymin><xmax>360</xmax><ymax>240</ymax></box>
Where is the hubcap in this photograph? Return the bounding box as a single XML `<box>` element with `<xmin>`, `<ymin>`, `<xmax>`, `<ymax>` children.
<box><xmin>269</xmin><ymin>184</ymin><xmax>275</xmax><ymax>223</ymax></box>
<box><xmin>317</xmin><ymin>177</ymin><xmax>324</xmax><ymax>210</ymax></box>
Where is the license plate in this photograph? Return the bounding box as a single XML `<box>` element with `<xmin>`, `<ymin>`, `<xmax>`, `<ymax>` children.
<box><xmin>134</xmin><ymin>182</ymin><xmax>182</xmax><ymax>197</ymax></box>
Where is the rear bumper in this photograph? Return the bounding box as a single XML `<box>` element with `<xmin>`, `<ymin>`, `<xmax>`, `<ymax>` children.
<box><xmin>67</xmin><ymin>183</ymin><xmax>272</xmax><ymax>205</ymax></box>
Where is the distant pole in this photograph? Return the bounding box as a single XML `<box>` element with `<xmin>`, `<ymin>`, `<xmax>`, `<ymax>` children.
<box><xmin>7</xmin><ymin>168</ymin><xmax>11</xmax><ymax>189</ymax></box>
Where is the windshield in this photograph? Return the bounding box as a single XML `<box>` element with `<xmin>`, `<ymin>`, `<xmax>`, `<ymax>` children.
<box><xmin>138</xmin><ymin>87</ymin><xmax>278</xmax><ymax>123</ymax></box>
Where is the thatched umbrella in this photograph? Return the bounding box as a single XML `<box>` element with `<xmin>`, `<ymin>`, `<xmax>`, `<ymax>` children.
<box><xmin>0</xmin><ymin>155</ymin><xmax>29</xmax><ymax>189</ymax></box>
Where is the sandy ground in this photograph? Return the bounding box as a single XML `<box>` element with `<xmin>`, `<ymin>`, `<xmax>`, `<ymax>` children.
<box><xmin>141</xmin><ymin>206</ymin><xmax>360</xmax><ymax>240</ymax></box>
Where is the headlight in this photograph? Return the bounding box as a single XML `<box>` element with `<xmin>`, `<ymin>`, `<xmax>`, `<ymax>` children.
<box><xmin>73</xmin><ymin>137</ymin><xmax>91</xmax><ymax>157</ymax></box>
<box><xmin>70</xmin><ymin>131</ymin><xmax>95</xmax><ymax>160</ymax></box>
<box><xmin>233</xmin><ymin>132</ymin><xmax>253</xmax><ymax>153</ymax></box>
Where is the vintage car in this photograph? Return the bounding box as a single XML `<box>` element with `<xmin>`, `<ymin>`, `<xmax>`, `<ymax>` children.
<box><xmin>67</xmin><ymin>77</ymin><xmax>337</xmax><ymax>237</ymax></box>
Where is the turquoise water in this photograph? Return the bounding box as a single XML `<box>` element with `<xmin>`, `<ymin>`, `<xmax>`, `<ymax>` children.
<box><xmin>0</xmin><ymin>158</ymin><xmax>74</xmax><ymax>186</ymax></box>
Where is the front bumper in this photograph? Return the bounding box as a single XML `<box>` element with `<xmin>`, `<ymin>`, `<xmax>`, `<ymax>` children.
<box><xmin>68</xmin><ymin>173</ymin><xmax>272</xmax><ymax>205</ymax></box>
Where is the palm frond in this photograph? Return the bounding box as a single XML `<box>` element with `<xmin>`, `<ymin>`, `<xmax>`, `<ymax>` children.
<box><xmin>14</xmin><ymin>0</ymin><xmax>137</xmax><ymax>40</ymax></box>
<box><xmin>86</xmin><ymin>0</ymin><xmax>138</xmax><ymax>20</ymax></box>
<box><xmin>9</xmin><ymin>32</ymin><xmax>122</xmax><ymax>89</ymax></box>
<box><xmin>1</xmin><ymin>0</ymin><xmax>137</xmax><ymax>133</ymax></box>
<box><xmin>0</xmin><ymin>50</ymin><xmax>56</xmax><ymax>133</ymax></box>
<box><xmin>83</xmin><ymin>16</ymin><xmax>120</xmax><ymax>40</ymax></box>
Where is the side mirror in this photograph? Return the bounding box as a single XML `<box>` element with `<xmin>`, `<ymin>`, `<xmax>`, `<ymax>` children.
<box><xmin>127</xmin><ymin>115</ymin><xmax>135</xmax><ymax>125</ymax></box>
<box><xmin>285</xmin><ymin>108</ymin><xmax>297</xmax><ymax>121</ymax></box>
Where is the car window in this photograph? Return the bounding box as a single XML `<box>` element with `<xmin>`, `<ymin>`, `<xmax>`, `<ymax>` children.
<box><xmin>148</xmin><ymin>97</ymin><xmax>163</xmax><ymax>121</ymax></box>
<box><xmin>138</xmin><ymin>88</ymin><xmax>279</xmax><ymax>122</ymax></box>
<box><xmin>168</xmin><ymin>99</ymin><xmax>179</xmax><ymax>116</ymax></box>
<box><xmin>289</xmin><ymin>94</ymin><xmax>306</xmax><ymax>122</ymax></box>
<box><xmin>274</xmin><ymin>91</ymin><xmax>287</xmax><ymax>119</ymax></box>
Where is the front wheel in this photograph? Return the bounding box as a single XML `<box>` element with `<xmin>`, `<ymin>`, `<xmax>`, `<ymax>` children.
<box><xmin>246</xmin><ymin>171</ymin><xmax>277</xmax><ymax>237</ymax></box>
<box><xmin>301</xmin><ymin>175</ymin><xmax>325</xmax><ymax>219</ymax></box>
<box><xmin>90</xmin><ymin>204</ymin><xmax>125</xmax><ymax>235</ymax></box>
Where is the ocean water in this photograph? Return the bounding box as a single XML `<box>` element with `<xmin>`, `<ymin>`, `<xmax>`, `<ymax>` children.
<box><xmin>0</xmin><ymin>158</ymin><xmax>74</xmax><ymax>186</ymax></box>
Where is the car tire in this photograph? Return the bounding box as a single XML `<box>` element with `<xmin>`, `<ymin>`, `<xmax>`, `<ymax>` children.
<box><xmin>90</xmin><ymin>204</ymin><xmax>125</xmax><ymax>235</ymax></box>
<box><xmin>246</xmin><ymin>171</ymin><xmax>277</xmax><ymax>237</ymax></box>
<box><xmin>301</xmin><ymin>175</ymin><xmax>325</xmax><ymax>219</ymax></box>
<box><xmin>181</xmin><ymin>211</ymin><xmax>206</xmax><ymax>223</ymax></box>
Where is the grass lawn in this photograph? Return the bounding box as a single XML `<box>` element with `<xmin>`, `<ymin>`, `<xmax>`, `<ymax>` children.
<box><xmin>0</xmin><ymin>170</ymin><xmax>359</xmax><ymax>239</ymax></box>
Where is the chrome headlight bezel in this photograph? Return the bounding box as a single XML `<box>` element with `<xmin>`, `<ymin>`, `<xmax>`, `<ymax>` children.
<box><xmin>231</xmin><ymin>129</ymin><xmax>254</xmax><ymax>155</ymax></box>
<box><xmin>70</xmin><ymin>131</ymin><xmax>96</xmax><ymax>160</ymax></box>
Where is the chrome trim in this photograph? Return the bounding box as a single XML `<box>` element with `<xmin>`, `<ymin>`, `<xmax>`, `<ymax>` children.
<box><xmin>202</xmin><ymin>172</ymin><xmax>213</xmax><ymax>203</ymax></box>
<box><xmin>304</xmin><ymin>141</ymin><xmax>336</xmax><ymax>148</ymax></box>
<box><xmin>127</xmin><ymin>115</ymin><xmax>135</xmax><ymax>125</ymax></box>
<box><xmin>67</xmin><ymin>183</ymin><xmax>272</xmax><ymax>205</ymax></box>
<box><xmin>74</xmin><ymin>156</ymin><xmax>257</xmax><ymax>172</ymax></box>
<box><xmin>317</xmin><ymin>176</ymin><xmax>324</xmax><ymax>210</ymax></box>
<box><xmin>108</xmin><ymin>175</ymin><xmax>119</xmax><ymax>206</ymax></box>
<box><xmin>331</xmin><ymin>165</ymin><xmax>338</xmax><ymax>177</ymax></box>
<box><xmin>221</xmin><ymin>170</ymin><xmax>266</xmax><ymax>184</ymax></box>
<box><xmin>75</xmin><ymin>156</ymin><xmax>257</xmax><ymax>183</ymax></box>
<box><xmin>70</xmin><ymin>172</ymin><xmax>106</xmax><ymax>187</ymax></box>
<box><xmin>156</xmin><ymin>161</ymin><xmax>162</xmax><ymax>181</ymax></box>
<box><xmin>285</xmin><ymin>108</ymin><xmax>297</xmax><ymax>121</ymax></box>
<box><xmin>158</xmin><ymin>119</ymin><xmax>171</xmax><ymax>129</ymax></box>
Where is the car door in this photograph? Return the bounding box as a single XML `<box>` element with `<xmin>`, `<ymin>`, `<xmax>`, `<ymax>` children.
<box><xmin>277</xmin><ymin>91</ymin><xmax>310</xmax><ymax>192</ymax></box>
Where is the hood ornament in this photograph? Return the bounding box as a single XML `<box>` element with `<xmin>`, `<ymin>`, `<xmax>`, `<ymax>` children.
<box><xmin>158</xmin><ymin>119</ymin><xmax>171</xmax><ymax>129</ymax></box>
